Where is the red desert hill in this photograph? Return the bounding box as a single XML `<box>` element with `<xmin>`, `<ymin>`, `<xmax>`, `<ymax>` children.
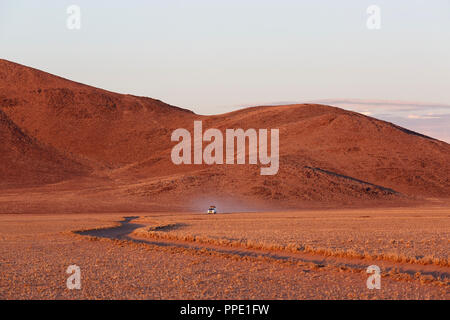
<box><xmin>0</xmin><ymin>59</ymin><xmax>449</xmax><ymax>210</ymax></box>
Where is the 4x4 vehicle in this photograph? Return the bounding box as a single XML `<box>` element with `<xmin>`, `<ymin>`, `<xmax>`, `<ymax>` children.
<box><xmin>207</xmin><ymin>206</ymin><xmax>217</xmax><ymax>214</ymax></box>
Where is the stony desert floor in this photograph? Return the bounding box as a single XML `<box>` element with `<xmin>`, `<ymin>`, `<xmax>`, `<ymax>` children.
<box><xmin>0</xmin><ymin>207</ymin><xmax>448</xmax><ymax>299</ymax></box>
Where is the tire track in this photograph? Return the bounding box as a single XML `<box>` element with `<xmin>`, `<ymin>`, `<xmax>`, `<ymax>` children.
<box><xmin>75</xmin><ymin>216</ymin><xmax>450</xmax><ymax>285</ymax></box>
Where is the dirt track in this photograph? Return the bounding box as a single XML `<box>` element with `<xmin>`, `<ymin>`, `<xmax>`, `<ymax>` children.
<box><xmin>1</xmin><ymin>211</ymin><xmax>448</xmax><ymax>300</ymax></box>
<box><xmin>77</xmin><ymin>215</ymin><xmax>450</xmax><ymax>284</ymax></box>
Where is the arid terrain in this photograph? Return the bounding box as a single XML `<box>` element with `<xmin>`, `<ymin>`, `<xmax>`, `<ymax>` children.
<box><xmin>1</xmin><ymin>59</ymin><xmax>450</xmax><ymax>210</ymax></box>
<box><xmin>0</xmin><ymin>208</ymin><xmax>448</xmax><ymax>299</ymax></box>
<box><xmin>0</xmin><ymin>59</ymin><xmax>449</xmax><ymax>299</ymax></box>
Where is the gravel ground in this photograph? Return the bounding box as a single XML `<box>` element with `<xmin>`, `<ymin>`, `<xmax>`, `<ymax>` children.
<box><xmin>0</xmin><ymin>213</ymin><xmax>448</xmax><ymax>299</ymax></box>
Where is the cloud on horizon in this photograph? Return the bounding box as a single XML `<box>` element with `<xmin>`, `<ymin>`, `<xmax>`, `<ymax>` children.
<box><xmin>313</xmin><ymin>99</ymin><xmax>450</xmax><ymax>143</ymax></box>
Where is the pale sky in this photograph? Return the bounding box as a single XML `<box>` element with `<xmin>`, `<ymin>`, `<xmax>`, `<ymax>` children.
<box><xmin>1</xmin><ymin>1</ymin><xmax>449</xmax><ymax>141</ymax></box>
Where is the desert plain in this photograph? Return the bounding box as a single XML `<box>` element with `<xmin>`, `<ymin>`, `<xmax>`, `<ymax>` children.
<box><xmin>0</xmin><ymin>205</ymin><xmax>449</xmax><ymax>299</ymax></box>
